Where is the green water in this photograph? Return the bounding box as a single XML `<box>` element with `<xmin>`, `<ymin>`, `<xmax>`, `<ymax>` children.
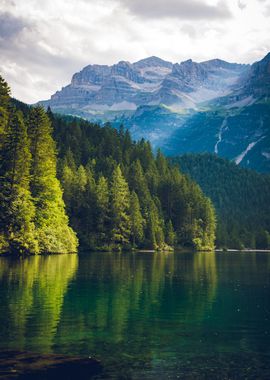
<box><xmin>0</xmin><ymin>251</ymin><xmax>269</xmax><ymax>379</ymax></box>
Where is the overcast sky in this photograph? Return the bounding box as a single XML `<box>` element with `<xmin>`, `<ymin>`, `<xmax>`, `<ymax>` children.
<box><xmin>0</xmin><ymin>0</ymin><xmax>270</xmax><ymax>103</ymax></box>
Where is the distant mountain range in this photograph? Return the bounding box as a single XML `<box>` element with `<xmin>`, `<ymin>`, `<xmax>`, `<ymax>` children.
<box><xmin>40</xmin><ymin>52</ymin><xmax>270</xmax><ymax>172</ymax></box>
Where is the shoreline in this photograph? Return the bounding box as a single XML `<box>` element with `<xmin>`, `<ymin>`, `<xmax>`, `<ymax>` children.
<box><xmin>215</xmin><ymin>249</ymin><xmax>270</xmax><ymax>252</ymax></box>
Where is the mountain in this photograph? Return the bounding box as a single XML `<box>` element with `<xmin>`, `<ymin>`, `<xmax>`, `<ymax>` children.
<box><xmin>41</xmin><ymin>55</ymin><xmax>247</xmax><ymax>111</ymax></box>
<box><xmin>172</xmin><ymin>153</ymin><xmax>270</xmax><ymax>249</ymax></box>
<box><xmin>40</xmin><ymin>52</ymin><xmax>270</xmax><ymax>173</ymax></box>
<box><xmin>238</xmin><ymin>52</ymin><xmax>270</xmax><ymax>99</ymax></box>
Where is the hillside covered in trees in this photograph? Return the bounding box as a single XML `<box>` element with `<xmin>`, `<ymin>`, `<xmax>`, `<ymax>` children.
<box><xmin>51</xmin><ymin>114</ymin><xmax>216</xmax><ymax>251</ymax></box>
<box><xmin>172</xmin><ymin>154</ymin><xmax>270</xmax><ymax>249</ymax></box>
<box><xmin>0</xmin><ymin>76</ymin><xmax>78</xmax><ymax>254</ymax></box>
<box><xmin>0</xmin><ymin>76</ymin><xmax>216</xmax><ymax>254</ymax></box>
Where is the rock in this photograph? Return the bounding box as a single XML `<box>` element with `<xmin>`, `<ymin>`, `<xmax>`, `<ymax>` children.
<box><xmin>0</xmin><ymin>350</ymin><xmax>102</xmax><ymax>379</ymax></box>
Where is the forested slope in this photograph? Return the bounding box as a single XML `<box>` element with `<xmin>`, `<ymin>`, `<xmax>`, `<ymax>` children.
<box><xmin>0</xmin><ymin>76</ymin><xmax>216</xmax><ymax>253</ymax></box>
<box><xmin>51</xmin><ymin>114</ymin><xmax>216</xmax><ymax>251</ymax></box>
<box><xmin>172</xmin><ymin>154</ymin><xmax>270</xmax><ymax>249</ymax></box>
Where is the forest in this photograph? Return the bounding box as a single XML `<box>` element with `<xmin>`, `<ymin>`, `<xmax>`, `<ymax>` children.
<box><xmin>0</xmin><ymin>76</ymin><xmax>78</xmax><ymax>254</ymax></box>
<box><xmin>0</xmin><ymin>76</ymin><xmax>216</xmax><ymax>254</ymax></box>
<box><xmin>173</xmin><ymin>154</ymin><xmax>270</xmax><ymax>249</ymax></box>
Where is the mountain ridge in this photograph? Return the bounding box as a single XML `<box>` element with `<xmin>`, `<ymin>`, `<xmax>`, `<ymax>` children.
<box><xmin>39</xmin><ymin>52</ymin><xmax>270</xmax><ymax>173</ymax></box>
<box><xmin>41</xmin><ymin>55</ymin><xmax>249</xmax><ymax>111</ymax></box>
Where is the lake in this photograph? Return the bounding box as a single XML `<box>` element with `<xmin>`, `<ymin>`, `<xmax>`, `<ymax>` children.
<box><xmin>0</xmin><ymin>251</ymin><xmax>269</xmax><ymax>379</ymax></box>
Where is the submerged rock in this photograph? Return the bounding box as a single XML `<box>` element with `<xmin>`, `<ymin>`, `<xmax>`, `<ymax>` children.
<box><xmin>0</xmin><ymin>350</ymin><xmax>102</xmax><ymax>379</ymax></box>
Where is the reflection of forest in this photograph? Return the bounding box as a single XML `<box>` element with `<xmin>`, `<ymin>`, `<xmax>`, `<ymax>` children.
<box><xmin>0</xmin><ymin>251</ymin><xmax>269</xmax><ymax>379</ymax></box>
<box><xmin>55</xmin><ymin>252</ymin><xmax>217</xmax><ymax>356</ymax></box>
<box><xmin>0</xmin><ymin>255</ymin><xmax>78</xmax><ymax>352</ymax></box>
<box><xmin>0</xmin><ymin>252</ymin><xmax>217</xmax><ymax>362</ymax></box>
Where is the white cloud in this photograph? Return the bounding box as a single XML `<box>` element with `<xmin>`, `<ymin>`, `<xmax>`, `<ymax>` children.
<box><xmin>0</xmin><ymin>0</ymin><xmax>269</xmax><ymax>103</ymax></box>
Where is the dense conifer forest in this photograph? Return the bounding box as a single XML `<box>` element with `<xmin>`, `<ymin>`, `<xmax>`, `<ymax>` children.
<box><xmin>173</xmin><ymin>154</ymin><xmax>270</xmax><ymax>249</ymax></box>
<box><xmin>51</xmin><ymin>114</ymin><xmax>216</xmax><ymax>251</ymax></box>
<box><xmin>0</xmin><ymin>76</ymin><xmax>78</xmax><ymax>254</ymax></box>
<box><xmin>0</xmin><ymin>76</ymin><xmax>216</xmax><ymax>253</ymax></box>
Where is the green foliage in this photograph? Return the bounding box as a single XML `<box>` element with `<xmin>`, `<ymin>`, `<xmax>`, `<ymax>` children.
<box><xmin>27</xmin><ymin>106</ymin><xmax>78</xmax><ymax>253</ymax></box>
<box><xmin>0</xmin><ymin>109</ymin><xmax>38</xmax><ymax>254</ymax></box>
<box><xmin>110</xmin><ymin>165</ymin><xmax>131</xmax><ymax>247</ymax></box>
<box><xmin>0</xmin><ymin>76</ymin><xmax>10</xmax><ymax>147</ymax></box>
<box><xmin>173</xmin><ymin>153</ymin><xmax>270</xmax><ymax>249</ymax></box>
<box><xmin>130</xmin><ymin>191</ymin><xmax>144</xmax><ymax>247</ymax></box>
<box><xmin>53</xmin><ymin>114</ymin><xmax>216</xmax><ymax>251</ymax></box>
<box><xmin>0</xmin><ymin>78</ymin><xmax>78</xmax><ymax>254</ymax></box>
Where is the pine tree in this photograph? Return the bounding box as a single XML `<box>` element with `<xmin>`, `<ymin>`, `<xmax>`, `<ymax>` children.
<box><xmin>0</xmin><ymin>75</ymin><xmax>10</xmax><ymax>109</ymax></box>
<box><xmin>145</xmin><ymin>200</ymin><xmax>164</xmax><ymax>250</ymax></box>
<box><xmin>166</xmin><ymin>220</ymin><xmax>176</xmax><ymax>246</ymax></box>
<box><xmin>96</xmin><ymin>176</ymin><xmax>109</xmax><ymax>244</ymax></box>
<box><xmin>110</xmin><ymin>165</ymin><xmax>131</xmax><ymax>247</ymax></box>
<box><xmin>0</xmin><ymin>75</ymin><xmax>10</xmax><ymax>146</ymax></box>
<box><xmin>0</xmin><ymin>109</ymin><xmax>38</xmax><ymax>253</ymax></box>
<box><xmin>128</xmin><ymin>159</ymin><xmax>151</xmax><ymax>212</ymax></box>
<box><xmin>130</xmin><ymin>191</ymin><xmax>144</xmax><ymax>247</ymax></box>
<box><xmin>28</xmin><ymin>106</ymin><xmax>78</xmax><ymax>253</ymax></box>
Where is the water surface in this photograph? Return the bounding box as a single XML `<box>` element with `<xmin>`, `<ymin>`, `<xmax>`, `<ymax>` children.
<box><xmin>0</xmin><ymin>251</ymin><xmax>269</xmax><ymax>379</ymax></box>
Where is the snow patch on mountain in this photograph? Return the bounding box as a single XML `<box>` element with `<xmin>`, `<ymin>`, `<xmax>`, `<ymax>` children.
<box><xmin>234</xmin><ymin>136</ymin><xmax>265</xmax><ymax>165</ymax></box>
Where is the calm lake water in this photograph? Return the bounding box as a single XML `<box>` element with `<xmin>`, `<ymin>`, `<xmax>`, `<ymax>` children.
<box><xmin>0</xmin><ymin>251</ymin><xmax>269</xmax><ymax>379</ymax></box>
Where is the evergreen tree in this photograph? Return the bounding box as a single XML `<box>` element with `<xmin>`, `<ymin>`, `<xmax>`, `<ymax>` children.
<box><xmin>130</xmin><ymin>191</ymin><xmax>144</xmax><ymax>247</ymax></box>
<box><xmin>128</xmin><ymin>159</ymin><xmax>151</xmax><ymax>212</ymax></box>
<box><xmin>28</xmin><ymin>106</ymin><xmax>78</xmax><ymax>253</ymax></box>
<box><xmin>145</xmin><ymin>200</ymin><xmax>164</xmax><ymax>250</ymax></box>
<box><xmin>96</xmin><ymin>176</ymin><xmax>109</xmax><ymax>244</ymax></box>
<box><xmin>0</xmin><ymin>75</ymin><xmax>10</xmax><ymax>146</ymax></box>
<box><xmin>166</xmin><ymin>220</ymin><xmax>176</xmax><ymax>246</ymax></box>
<box><xmin>0</xmin><ymin>109</ymin><xmax>38</xmax><ymax>253</ymax></box>
<box><xmin>110</xmin><ymin>165</ymin><xmax>131</xmax><ymax>247</ymax></box>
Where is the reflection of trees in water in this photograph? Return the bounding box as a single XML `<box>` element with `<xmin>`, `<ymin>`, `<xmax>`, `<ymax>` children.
<box><xmin>0</xmin><ymin>251</ymin><xmax>218</xmax><ymax>363</ymax></box>
<box><xmin>55</xmin><ymin>252</ymin><xmax>217</xmax><ymax>357</ymax></box>
<box><xmin>0</xmin><ymin>255</ymin><xmax>78</xmax><ymax>352</ymax></box>
<box><xmin>175</xmin><ymin>251</ymin><xmax>217</xmax><ymax>322</ymax></box>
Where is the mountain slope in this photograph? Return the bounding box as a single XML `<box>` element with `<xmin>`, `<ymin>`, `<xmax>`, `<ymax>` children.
<box><xmin>171</xmin><ymin>154</ymin><xmax>270</xmax><ymax>249</ymax></box>
<box><xmin>162</xmin><ymin>102</ymin><xmax>270</xmax><ymax>172</ymax></box>
<box><xmin>39</xmin><ymin>52</ymin><xmax>270</xmax><ymax>173</ymax></box>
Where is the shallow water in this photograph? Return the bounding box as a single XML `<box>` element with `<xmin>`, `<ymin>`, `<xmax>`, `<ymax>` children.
<box><xmin>0</xmin><ymin>251</ymin><xmax>269</xmax><ymax>379</ymax></box>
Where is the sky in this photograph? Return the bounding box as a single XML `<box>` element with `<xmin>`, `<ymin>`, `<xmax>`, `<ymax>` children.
<box><xmin>0</xmin><ymin>0</ymin><xmax>270</xmax><ymax>103</ymax></box>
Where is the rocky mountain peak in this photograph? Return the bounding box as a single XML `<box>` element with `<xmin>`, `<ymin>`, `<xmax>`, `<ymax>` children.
<box><xmin>41</xmin><ymin>54</ymin><xmax>260</xmax><ymax>111</ymax></box>
<box><xmin>238</xmin><ymin>51</ymin><xmax>270</xmax><ymax>98</ymax></box>
<box><xmin>133</xmin><ymin>56</ymin><xmax>173</xmax><ymax>69</ymax></box>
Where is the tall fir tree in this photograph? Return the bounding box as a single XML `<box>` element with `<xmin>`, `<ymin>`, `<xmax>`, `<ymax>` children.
<box><xmin>27</xmin><ymin>106</ymin><xmax>78</xmax><ymax>253</ymax></box>
<box><xmin>96</xmin><ymin>176</ymin><xmax>110</xmax><ymax>245</ymax></box>
<box><xmin>110</xmin><ymin>165</ymin><xmax>131</xmax><ymax>247</ymax></box>
<box><xmin>0</xmin><ymin>109</ymin><xmax>38</xmax><ymax>253</ymax></box>
<box><xmin>165</xmin><ymin>220</ymin><xmax>176</xmax><ymax>246</ymax></box>
<box><xmin>130</xmin><ymin>191</ymin><xmax>144</xmax><ymax>247</ymax></box>
<box><xmin>0</xmin><ymin>75</ymin><xmax>10</xmax><ymax>147</ymax></box>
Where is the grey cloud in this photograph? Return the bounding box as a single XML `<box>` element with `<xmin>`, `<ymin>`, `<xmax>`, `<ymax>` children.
<box><xmin>0</xmin><ymin>11</ymin><xmax>28</xmax><ymax>39</ymax></box>
<box><xmin>118</xmin><ymin>0</ymin><xmax>232</xmax><ymax>20</ymax></box>
<box><xmin>181</xmin><ymin>24</ymin><xmax>197</xmax><ymax>38</ymax></box>
<box><xmin>237</xmin><ymin>0</ymin><xmax>247</xmax><ymax>10</ymax></box>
